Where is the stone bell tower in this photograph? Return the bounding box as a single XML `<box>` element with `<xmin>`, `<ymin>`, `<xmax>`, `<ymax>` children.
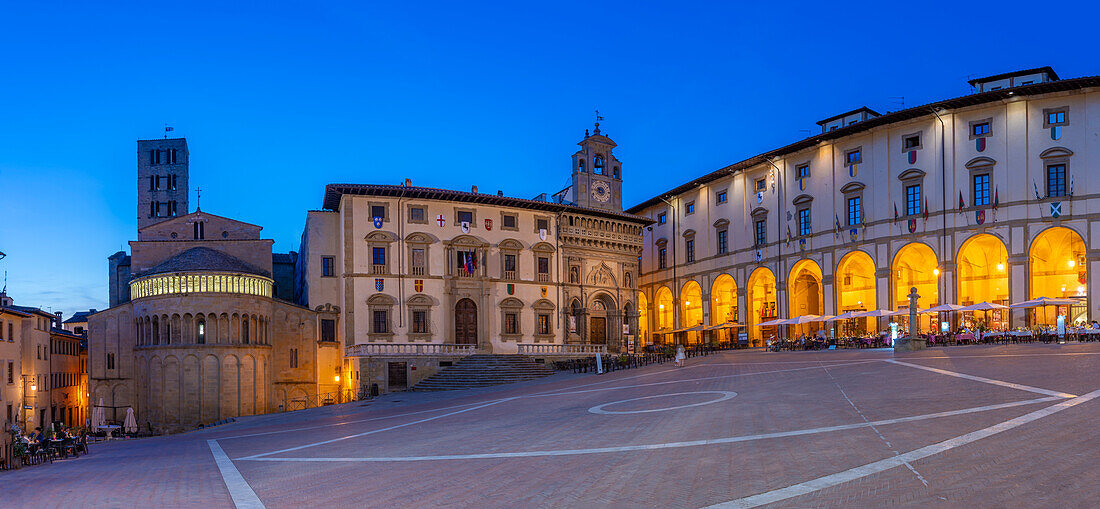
<box><xmin>570</xmin><ymin>118</ymin><xmax>623</xmax><ymax>212</ymax></box>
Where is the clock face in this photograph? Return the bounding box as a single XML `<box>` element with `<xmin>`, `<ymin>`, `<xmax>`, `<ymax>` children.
<box><xmin>591</xmin><ymin>180</ymin><xmax>612</xmax><ymax>203</ymax></box>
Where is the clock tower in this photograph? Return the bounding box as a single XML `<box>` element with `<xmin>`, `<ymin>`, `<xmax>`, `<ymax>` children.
<box><xmin>570</xmin><ymin>120</ymin><xmax>623</xmax><ymax>212</ymax></box>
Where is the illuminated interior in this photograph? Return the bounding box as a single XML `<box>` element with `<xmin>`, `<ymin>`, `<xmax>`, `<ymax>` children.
<box><xmin>1029</xmin><ymin>227</ymin><xmax>1087</xmax><ymax>325</ymax></box>
<box><xmin>680</xmin><ymin>280</ymin><xmax>703</xmax><ymax>344</ymax></box>
<box><xmin>711</xmin><ymin>273</ymin><xmax>738</xmax><ymax>343</ymax></box>
<box><xmin>746</xmin><ymin>267</ymin><xmax>776</xmax><ymax>347</ymax></box>
<box><xmin>655</xmin><ymin>286</ymin><xmax>674</xmax><ymax>343</ymax></box>
<box><xmin>637</xmin><ymin>292</ymin><xmax>649</xmax><ymax>347</ymax></box>
<box><xmin>130</xmin><ymin>272</ymin><xmax>274</xmax><ymax>300</ymax></box>
<box><xmin>836</xmin><ymin>251</ymin><xmax>876</xmax><ymax>336</ymax></box>
<box><xmin>957</xmin><ymin>234</ymin><xmax>1010</xmax><ymax>328</ymax></box>
<box><xmin>788</xmin><ymin>259</ymin><xmax>824</xmax><ymax>337</ymax></box>
<box><xmin>893</xmin><ymin>243</ymin><xmax>939</xmax><ymax>333</ymax></box>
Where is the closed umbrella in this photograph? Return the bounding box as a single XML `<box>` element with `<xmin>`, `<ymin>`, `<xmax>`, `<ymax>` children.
<box><xmin>124</xmin><ymin>407</ymin><xmax>137</xmax><ymax>434</ymax></box>
<box><xmin>92</xmin><ymin>398</ymin><xmax>105</xmax><ymax>428</ymax></box>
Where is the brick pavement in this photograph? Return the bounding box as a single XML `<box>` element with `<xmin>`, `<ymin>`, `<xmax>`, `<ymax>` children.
<box><xmin>5</xmin><ymin>343</ymin><xmax>1100</xmax><ymax>508</ymax></box>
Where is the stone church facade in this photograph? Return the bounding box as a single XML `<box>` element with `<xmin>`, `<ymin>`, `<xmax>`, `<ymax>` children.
<box><xmin>88</xmin><ymin>138</ymin><xmax>342</xmax><ymax>433</ymax></box>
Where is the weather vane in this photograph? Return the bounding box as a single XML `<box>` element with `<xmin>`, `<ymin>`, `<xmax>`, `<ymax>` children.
<box><xmin>196</xmin><ymin>187</ymin><xmax>202</xmax><ymax>211</ymax></box>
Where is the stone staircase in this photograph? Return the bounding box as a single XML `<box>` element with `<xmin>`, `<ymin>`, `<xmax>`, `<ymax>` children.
<box><xmin>411</xmin><ymin>354</ymin><xmax>555</xmax><ymax>391</ymax></box>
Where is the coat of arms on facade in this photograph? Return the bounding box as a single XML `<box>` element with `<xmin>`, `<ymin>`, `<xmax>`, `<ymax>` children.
<box><xmin>414</xmin><ymin>279</ymin><xmax>423</xmax><ymax>292</ymax></box>
<box><xmin>373</xmin><ymin>216</ymin><xmax>383</xmax><ymax>229</ymax></box>
<box><xmin>436</xmin><ymin>214</ymin><xmax>445</xmax><ymax>227</ymax></box>
<box><xmin>461</xmin><ymin>221</ymin><xmax>470</xmax><ymax>233</ymax></box>
<box><xmin>539</xmin><ymin>228</ymin><xmax>547</xmax><ymax>240</ymax></box>
<box><xmin>375</xmin><ymin>278</ymin><xmax>384</xmax><ymax>291</ymax></box>
<box><xmin>907</xmin><ymin>218</ymin><xmax>917</xmax><ymax>234</ymax></box>
<box><xmin>484</xmin><ymin>218</ymin><xmax>493</xmax><ymax>231</ymax></box>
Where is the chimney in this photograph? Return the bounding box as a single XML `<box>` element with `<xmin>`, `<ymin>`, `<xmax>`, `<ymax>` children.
<box><xmin>54</xmin><ymin>311</ymin><xmax>63</xmax><ymax>328</ymax></box>
<box><xmin>404</xmin><ymin>178</ymin><xmax>412</xmax><ymax>186</ymax></box>
<box><xmin>471</xmin><ymin>185</ymin><xmax>478</xmax><ymax>194</ymax></box>
<box><xmin>497</xmin><ymin>190</ymin><xmax>504</xmax><ymax>196</ymax></box>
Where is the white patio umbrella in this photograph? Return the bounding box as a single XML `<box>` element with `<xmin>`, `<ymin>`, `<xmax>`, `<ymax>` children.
<box><xmin>1009</xmin><ymin>297</ymin><xmax>1077</xmax><ymax>308</ymax></box>
<box><xmin>827</xmin><ymin>311</ymin><xmax>861</xmax><ymax>321</ymax></box>
<box><xmin>757</xmin><ymin>318</ymin><xmax>787</xmax><ymax>327</ymax></box>
<box><xmin>960</xmin><ymin>302</ymin><xmax>1009</xmax><ymax>311</ymax></box>
<box><xmin>92</xmin><ymin>398</ymin><xmax>105</xmax><ymax>428</ymax></box>
<box><xmin>786</xmin><ymin>314</ymin><xmax>825</xmax><ymax>324</ymax></box>
<box><xmin>123</xmin><ymin>407</ymin><xmax>137</xmax><ymax>434</ymax></box>
<box><xmin>889</xmin><ymin>307</ymin><xmax>928</xmax><ymax>316</ymax></box>
<box><xmin>926</xmin><ymin>303</ymin><xmax>966</xmax><ymax>313</ymax></box>
<box><xmin>852</xmin><ymin>309</ymin><xmax>896</xmax><ymax>318</ymax></box>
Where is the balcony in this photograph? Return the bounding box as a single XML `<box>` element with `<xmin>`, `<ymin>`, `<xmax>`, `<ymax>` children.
<box><xmin>371</xmin><ymin>264</ymin><xmax>387</xmax><ymax>275</ymax></box>
<box><xmin>410</xmin><ymin>266</ymin><xmax>426</xmax><ymax>276</ymax></box>
<box><xmin>537</xmin><ymin>273</ymin><xmax>550</xmax><ymax>282</ymax></box>
<box><xmin>345</xmin><ymin>343</ymin><xmax>478</xmax><ymax>357</ymax></box>
<box><xmin>502</xmin><ymin>270</ymin><xmax>516</xmax><ymax>281</ymax></box>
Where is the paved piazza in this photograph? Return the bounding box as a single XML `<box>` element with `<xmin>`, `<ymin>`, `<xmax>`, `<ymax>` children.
<box><xmin>10</xmin><ymin>344</ymin><xmax>1100</xmax><ymax>508</ymax></box>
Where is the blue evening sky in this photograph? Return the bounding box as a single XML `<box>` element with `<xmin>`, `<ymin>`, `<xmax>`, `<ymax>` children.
<box><xmin>0</xmin><ymin>1</ymin><xmax>1094</xmax><ymax>315</ymax></box>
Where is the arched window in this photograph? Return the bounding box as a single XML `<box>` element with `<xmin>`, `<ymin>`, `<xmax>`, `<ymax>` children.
<box><xmin>594</xmin><ymin>155</ymin><xmax>605</xmax><ymax>175</ymax></box>
<box><xmin>613</xmin><ymin>166</ymin><xmax>620</xmax><ymax>178</ymax></box>
<box><xmin>241</xmin><ymin>318</ymin><xmax>250</xmax><ymax>344</ymax></box>
<box><xmin>578</xmin><ymin>160</ymin><xmax>586</xmax><ymax>173</ymax></box>
<box><xmin>196</xmin><ymin>318</ymin><xmax>206</xmax><ymax>344</ymax></box>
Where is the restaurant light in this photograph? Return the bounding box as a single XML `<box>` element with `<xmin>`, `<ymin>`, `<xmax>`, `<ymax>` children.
<box><xmin>1077</xmin><ymin>286</ymin><xmax>1085</xmax><ymax>295</ymax></box>
<box><xmin>334</xmin><ymin>375</ymin><xmax>340</xmax><ymax>382</ymax></box>
<box><xmin>29</xmin><ymin>384</ymin><xmax>36</xmax><ymax>391</ymax></box>
<box><xmin>996</xmin><ymin>263</ymin><xmax>1005</xmax><ymax>272</ymax></box>
<box><xmin>1068</xmin><ymin>260</ymin><xmax>1076</xmax><ymax>268</ymax></box>
<box><xmin>933</xmin><ymin>268</ymin><xmax>940</xmax><ymax>276</ymax></box>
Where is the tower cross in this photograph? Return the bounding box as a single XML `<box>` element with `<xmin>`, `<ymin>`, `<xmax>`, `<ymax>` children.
<box><xmin>195</xmin><ymin>187</ymin><xmax>202</xmax><ymax>211</ymax></box>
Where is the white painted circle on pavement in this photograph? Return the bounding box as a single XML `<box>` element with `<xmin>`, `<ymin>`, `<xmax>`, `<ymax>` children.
<box><xmin>588</xmin><ymin>391</ymin><xmax>738</xmax><ymax>415</ymax></box>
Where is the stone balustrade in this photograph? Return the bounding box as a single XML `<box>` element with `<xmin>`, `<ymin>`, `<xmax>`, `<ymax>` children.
<box><xmin>345</xmin><ymin>343</ymin><xmax>478</xmax><ymax>357</ymax></box>
<box><xmin>516</xmin><ymin>344</ymin><xmax>607</xmax><ymax>355</ymax></box>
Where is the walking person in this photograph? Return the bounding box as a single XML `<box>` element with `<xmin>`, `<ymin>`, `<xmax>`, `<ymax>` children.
<box><xmin>675</xmin><ymin>345</ymin><xmax>686</xmax><ymax>367</ymax></box>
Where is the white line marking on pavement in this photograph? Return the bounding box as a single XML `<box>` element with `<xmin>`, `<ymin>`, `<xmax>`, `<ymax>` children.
<box><xmin>588</xmin><ymin>391</ymin><xmax>737</xmax><ymax>415</ymax></box>
<box><xmin>239</xmin><ymin>398</ymin><xmax>512</xmax><ymax>459</ymax></box>
<box><xmin>705</xmin><ymin>388</ymin><xmax>1100</xmax><ymax>508</ymax></box>
<box><xmin>208</xmin><ymin>440</ymin><xmax>265</xmax><ymax>509</ymax></box>
<box><xmin>237</xmin><ymin>396</ymin><xmax>1056</xmax><ymax>462</ymax></box>
<box><xmin>217</xmin><ymin>400</ymin><xmax>497</xmax><ymax>441</ymax></box>
<box><xmin>533</xmin><ymin>360</ymin><xmax>882</xmax><ymax>398</ymax></box>
<box><xmin>886</xmin><ymin>359</ymin><xmax>1077</xmax><ymax>398</ymax></box>
<box><xmin>819</xmin><ymin>362</ymin><xmax>928</xmax><ymax>487</ymax></box>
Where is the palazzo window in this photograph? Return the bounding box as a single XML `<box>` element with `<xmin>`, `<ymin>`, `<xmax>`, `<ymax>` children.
<box><xmin>371</xmin><ymin>205</ymin><xmax>387</xmax><ymax>221</ymax></box>
<box><xmin>847</xmin><ymin>196</ymin><xmax>862</xmax><ymax>226</ymax></box>
<box><xmin>717</xmin><ymin>230</ymin><xmax>728</xmax><ymax>254</ymax></box>
<box><xmin>410</xmin><ymin>248</ymin><xmax>426</xmax><ymax>276</ymax></box>
<box><xmin>505</xmin><ymin>313</ymin><xmax>519</xmax><ymax>335</ymax></box>
<box><xmin>845</xmin><ymin>148</ymin><xmax>862</xmax><ymax>165</ymax></box>
<box><xmin>906</xmin><ymin>184</ymin><xmax>922</xmax><ymax>216</ymax></box>
<box><xmin>322</xmin><ymin>256</ymin><xmax>335</xmax><ymax>277</ymax></box>
<box><xmin>756</xmin><ymin>178</ymin><xmax>766</xmax><ymax>191</ymax></box>
<box><xmin>289</xmin><ymin>348</ymin><xmax>299</xmax><ymax>368</ymax></box>
<box><xmin>685</xmin><ymin>239</ymin><xmax>695</xmax><ymax>263</ymax></box>
<box><xmin>755</xmin><ymin>220</ymin><xmax>766</xmax><ymax>247</ymax></box>
<box><xmin>796</xmin><ymin>164</ymin><xmax>810</xmax><ymax>179</ymax></box>
<box><xmin>372</xmin><ymin>310</ymin><xmax>389</xmax><ymax>334</ymax></box>
<box><xmin>716</xmin><ymin>190</ymin><xmax>727</xmax><ymax>204</ymax></box>
<box><xmin>657</xmin><ymin>213</ymin><xmax>666</xmax><ymax>225</ymax></box>
<box><xmin>537</xmin><ymin>314</ymin><xmax>551</xmax><ymax>335</ymax></box>
<box><xmin>411</xmin><ymin>310</ymin><xmax>428</xmax><ymax>334</ymax></box>
<box><xmin>903</xmin><ymin>134</ymin><xmax>921</xmax><ymax>150</ymax></box>
<box><xmin>658</xmin><ymin>248</ymin><xmax>667</xmax><ymax>269</ymax></box>
<box><xmin>321</xmin><ymin>319</ymin><xmax>336</xmax><ymax>342</ymax></box>
<box><xmin>536</xmin><ymin>218</ymin><xmax>549</xmax><ymax>233</ymax></box>
<box><xmin>537</xmin><ymin>256</ymin><xmax>550</xmax><ymax>282</ymax></box>
<box><xmin>502</xmin><ymin>214</ymin><xmax>517</xmax><ymax>230</ymax></box>
<box><xmin>685</xmin><ymin>202</ymin><xmax>695</xmax><ymax>215</ymax></box>
<box><xmin>457</xmin><ymin>210</ymin><xmax>474</xmax><ymax>225</ymax></box>
<box><xmin>973</xmin><ymin>174</ymin><xmax>990</xmax><ymax>206</ymax></box>
<box><xmin>409</xmin><ymin>207</ymin><xmax>426</xmax><ymax>223</ymax></box>
<box><xmin>503</xmin><ymin>253</ymin><xmax>517</xmax><ymax>280</ymax></box>
<box><xmin>1047</xmin><ymin>164</ymin><xmax>1067</xmax><ymax>197</ymax></box>
<box><xmin>798</xmin><ymin>208</ymin><xmax>811</xmax><ymax>236</ymax></box>
<box><xmin>1045</xmin><ymin>110</ymin><xmax>1068</xmax><ymax>127</ymax></box>
<box><xmin>372</xmin><ymin>247</ymin><xmax>387</xmax><ymax>274</ymax></box>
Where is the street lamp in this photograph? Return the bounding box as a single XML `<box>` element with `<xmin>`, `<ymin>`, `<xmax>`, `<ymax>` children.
<box><xmin>21</xmin><ymin>375</ymin><xmax>36</xmax><ymax>430</ymax></box>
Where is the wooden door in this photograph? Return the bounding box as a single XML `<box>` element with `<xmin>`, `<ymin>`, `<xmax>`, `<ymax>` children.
<box><xmin>590</xmin><ymin>317</ymin><xmax>607</xmax><ymax>344</ymax></box>
<box><xmin>455</xmin><ymin>299</ymin><xmax>478</xmax><ymax>345</ymax></box>
<box><xmin>387</xmin><ymin>362</ymin><xmax>407</xmax><ymax>389</ymax></box>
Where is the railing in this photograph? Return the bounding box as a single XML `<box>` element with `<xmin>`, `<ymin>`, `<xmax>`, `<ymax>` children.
<box><xmin>517</xmin><ymin>343</ymin><xmax>607</xmax><ymax>355</ymax></box>
<box><xmin>371</xmin><ymin>264</ymin><xmax>387</xmax><ymax>275</ymax></box>
<box><xmin>410</xmin><ymin>266</ymin><xmax>426</xmax><ymax>276</ymax></box>
<box><xmin>537</xmin><ymin>273</ymin><xmax>550</xmax><ymax>282</ymax></box>
<box><xmin>456</xmin><ymin>270</ymin><xmax>478</xmax><ymax>278</ymax></box>
<box><xmin>345</xmin><ymin>343</ymin><xmax>478</xmax><ymax>357</ymax></box>
<box><xmin>284</xmin><ymin>389</ymin><xmax>360</xmax><ymax>412</ymax></box>
<box><xmin>502</xmin><ymin>270</ymin><xmax>516</xmax><ymax>280</ymax></box>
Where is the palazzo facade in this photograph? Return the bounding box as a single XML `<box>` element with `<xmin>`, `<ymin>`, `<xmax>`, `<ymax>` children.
<box><xmin>296</xmin><ymin>125</ymin><xmax>649</xmax><ymax>390</ymax></box>
<box><xmin>629</xmin><ymin>67</ymin><xmax>1100</xmax><ymax>346</ymax></box>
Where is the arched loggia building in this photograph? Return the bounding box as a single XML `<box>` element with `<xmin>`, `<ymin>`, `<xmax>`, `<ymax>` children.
<box><xmin>631</xmin><ymin>68</ymin><xmax>1100</xmax><ymax>343</ymax></box>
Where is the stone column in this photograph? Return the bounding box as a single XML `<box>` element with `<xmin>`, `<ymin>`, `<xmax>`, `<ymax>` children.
<box><xmin>1008</xmin><ymin>254</ymin><xmax>1028</xmax><ymax>328</ymax></box>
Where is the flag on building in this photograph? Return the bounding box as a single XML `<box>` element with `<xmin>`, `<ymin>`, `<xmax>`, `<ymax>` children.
<box><xmin>923</xmin><ymin>198</ymin><xmax>929</xmax><ymax>221</ymax></box>
<box><xmin>993</xmin><ymin>189</ymin><xmax>999</xmax><ymax>210</ymax></box>
<box><xmin>958</xmin><ymin>191</ymin><xmax>965</xmax><ymax>212</ymax></box>
<box><xmin>1033</xmin><ymin>182</ymin><xmax>1041</xmax><ymax>200</ymax></box>
<box><xmin>834</xmin><ymin>214</ymin><xmax>841</xmax><ymax>238</ymax></box>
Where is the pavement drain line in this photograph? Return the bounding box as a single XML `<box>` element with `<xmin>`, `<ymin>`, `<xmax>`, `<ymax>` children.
<box><xmin>588</xmin><ymin>391</ymin><xmax>738</xmax><ymax>415</ymax></box>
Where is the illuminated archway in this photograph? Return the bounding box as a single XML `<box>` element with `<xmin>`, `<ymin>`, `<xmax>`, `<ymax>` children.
<box><xmin>747</xmin><ymin>267</ymin><xmax>777</xmax><ymax>347</ymax></box>
<box><xmin>637</xmin><ymin>292</ymin><xmax>649</xmax><ymax>347</ymax></box>
<box><xmin>957</xmin><ymin>234</ymin><xmax>1010</xmax><ymax>329</ymax></box>
<box><xmin>892</xmin><ymin>242</ymin><xmax>939</xmax><ymax>333</ymax></box>
<box><xmin>655</xmin><ymin>286</ymin><xmax>674</xmax><ymax>344</ymax></box>
<box><xmin>1029</xmin><ymin>227</ymin><xmax>1087</xmax><ymax>325</ymax></box>
<box><xmin>836</xmin><ymin>251</ymin><xmax>876</xmax><ymax>336</ymax></box>
<box><xmin>680</xmin><ymin>281</ymin><xmax>703</xmax><ymax>345</ymax></box>
<box><xmin>711</xmin><ymin>274</ymin><xmax>738</xmax><ymax>344</ymax></box>
<box><xmin>788</xmin><ymin>259</ymin><xmax>824</xmax><ymax>337</ymax></box>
